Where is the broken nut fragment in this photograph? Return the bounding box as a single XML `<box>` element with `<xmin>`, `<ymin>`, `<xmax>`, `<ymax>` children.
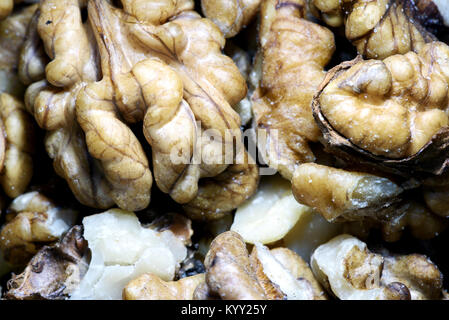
<box><xmin>311</xmin><ymin>234</ymin><xmax>446</xmax><ymax>300</ymax></box>
<box><xmin>201</xmin><ymin>0</ymin><xmax>261</xmax><ymax>38</ymax></box>
<box><xmin>0</xmin><ymin>191</ymin><xmax>78</xmax><ymax>267</ymax></box>
<box><xmin>292</xmin><ymin>163</ymin><xmax>403</xmax><ymax>222</ymax></box>
<box><xmin>5</xmin><ymin>225</ymin><xmax>89</xmax><ymax>300</ymax></box>
<box><xmin>309</xmin><ymin>0</ymin><xmax>438</xmax><ymax>59</ymax></box>
<box><xmin>123</xmin><ymin>273</ymin><xmax>205</xmax><ymax>300</ymax></box>
<box><xmin>202</xmin><ymin>231</ymin><xmax>325</xmax><ymax>300</ymax></box>
<box><xmin>231</xmin><ymin>174</ymin><xmax>313</xmax><ymax>244</ymax></box>
<box><xmin>69</xmin><ymin>209</ymin><xmax>188</xmax><ymax>300</ymax></box>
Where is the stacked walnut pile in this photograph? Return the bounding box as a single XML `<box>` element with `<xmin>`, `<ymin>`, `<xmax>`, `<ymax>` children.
<box><xmin>0</xmin><ymin>0</ymin><xmax>449</xmax><ymax>300</ymax></box>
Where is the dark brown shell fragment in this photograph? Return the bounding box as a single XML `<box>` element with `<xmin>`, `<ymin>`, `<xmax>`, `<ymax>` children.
<box><xmin>4</xmin><ymin>225</ymin><xmax>89</xmax><ymax>300</ymax></box>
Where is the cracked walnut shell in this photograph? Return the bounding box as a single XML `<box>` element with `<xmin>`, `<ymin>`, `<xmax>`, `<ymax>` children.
<box><xmin>312</xmin><ymin>42</ymin><xmax>449</xmax><ymax>178</ymax></box>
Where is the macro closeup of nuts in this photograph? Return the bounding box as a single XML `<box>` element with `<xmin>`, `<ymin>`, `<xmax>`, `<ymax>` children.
<box><xmin>1</xmin><ymin>0</ymin><xmax>449</xmax><ymax>302</ymax></box>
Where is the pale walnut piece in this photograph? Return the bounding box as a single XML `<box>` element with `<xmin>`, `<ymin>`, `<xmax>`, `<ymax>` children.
<box><xmin>251</xmin><ymin>0</ymin><xmax>335</xmax><ymax>180</ymax></box>
<box><xmin>25</xmin><ymin>0</ymin><xmax>125</xmax><ymax>210</ymax></box>
<box><xmin>312</xmin><ymin>42</ymin><xmax>449</xmax><ymax>178</ymax></box>
<box><xmin>123</xmin><ymin>273</ymin><xmax>205</xmax><ymax>300</ymax></box>
<box><xmin>292</xmin><ymin>163</ymin><xmax>403</xmax><ymax>222</ymax></box>
<box><xmin>0</xmin><ymin>191</ymin><xmax>78</xmax><ymax>267</ymax></box>
<box><xmin>5</xmin><ymin>225</ymin><xmax>89</xmax><ymax>300</ymax></box>
<box><xmin>231</xmin><ymin>174</ymin><xmax>313</xmax><ymax>245</ymax></box>
<box><xmin>309</xmin><ymin>0</ymin><xmax>438</xmax><ymax>59</ymax></box>
<box><xmin>69</xmin><ymin>209</ymin><xmax>187</xmax><ymax>300</ymax></box>
<box><xmin>201</xmin><ymin>0</ymin><xmax>261</xmax><ymax>38</ymax></box>
<box><xmin>0</xmin><ymin>3</ymin><xmax>37</xmax><ymax>97</ymax></box>
<box><xmin>202</xmin><ymin>231</ymin><xmax>325</xmax><ymax>300</ymax></box>
<box><xmin>74</xmin><ymin>0</ymin><xmax>257</xmax><ymax>217</ymax></box>
<box><xmin>311</xmin><ymin>234</ymin><xmax>446</xmax><ymax>300</ymax></box>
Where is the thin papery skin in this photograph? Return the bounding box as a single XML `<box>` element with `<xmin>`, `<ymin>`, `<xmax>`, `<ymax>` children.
<box><xmin>251</xmin><ymin>0</ymin><xmax>335</xmax><ymax>180</ymax></box>
<box><xmin>318</xmin><ymin>42</ymin><xmax>449</xmax><ymax>160</ymax></box>
<box><xmin>309</xmin><ymin>0</ymin><xmax>436</xmax><ymax>59</ymax></box>
<box><xmin>24</xmin><ymin>0</ymin><xmax>148</xmax><ymax>210</ymax></box>
<box><xmin>5</xmin><ymin>226</ymin><xmax>89</xmax><ymax>300</ymax></box>
<box><xmin>0</xmin><ymin>94</ymin><xmax>35</xmax><ymax>198</ymax></box>
<box><xmin>201</xmin><ymin>0</ymin><xmax>261</xmax><ymax>38</ymax></box>
<box><xmin>292</xmin><ymin>163</ymin><xmax>403</xmax><ymax>222</ymax></box>
<box><xmin>76</xmin><ymin>0</ymin><xmax>255</xmax><ymax>214</ymax></box>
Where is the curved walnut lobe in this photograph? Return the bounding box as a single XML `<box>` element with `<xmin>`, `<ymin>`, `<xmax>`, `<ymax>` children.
<box><xmin>312</xmin><ymin>56</ymin><xmax>449</xmax><ymax>179</ymax></box>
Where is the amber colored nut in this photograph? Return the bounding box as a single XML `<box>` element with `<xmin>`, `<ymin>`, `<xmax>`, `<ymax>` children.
<box><xmin>292</xmin><ymin>163</ymin><xmax>402</xmax><ymax>222</ymax></box>
<box><xmin>251</xmin><ymin>0</ymin><xmax>335</xmax><ymax>180</ymax></box>
<box><xmin>311</xmin><ymin>0</ymin><xmax>436</xmax><ymax>59</ymax></box>
<box><xmin>0</xmin><ymin>93</ymin><xmax>35</xmax><ymax>198</ymax></box>
<box><xmin>75</xmin><ymin>0</ymin><xmax>252</xmax><ymax>213</ymax></box>
<box><xmin>313</xmin><ymin>42</ymin><xmax>449</xmax><ymax>177</ymax></box>
<box><xmin>0</xmin><ymin>0</ymin><xmax>13</xmax><ymax>20</ymax></box>
<box><xmin>201</xmin><ymin>0</ymin><xmax>261</xmax><ymax>38</ymax></box>
<box><xmin>123</xmin><ymin>273</ymin><xmax>205</xmax><ymax>300</ymax></box>
<box><xmin>183</xmin><ymin>154</ymin><xmax>259</xmax><ymax>221</ymax></box>
<box><xmin>309</xmin><ymin>0</ymin><xmax>347</xmax><ymax>27</ymax></box>
<box><xmin>25</xmin><ymin>0</ymin><xmax>151</xmax><ymax>211</ymax></box>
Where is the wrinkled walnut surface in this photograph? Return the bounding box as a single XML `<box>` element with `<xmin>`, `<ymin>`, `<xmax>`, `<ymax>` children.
<box><xmin>251</xmin><ymin>0</ymin><xmax>335</xmax><ymax>180</ymax></box>
<box><xmin>313</xmin><ymin>42</ymin><xmax>449</xmax><ymax>177</ymax></box>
